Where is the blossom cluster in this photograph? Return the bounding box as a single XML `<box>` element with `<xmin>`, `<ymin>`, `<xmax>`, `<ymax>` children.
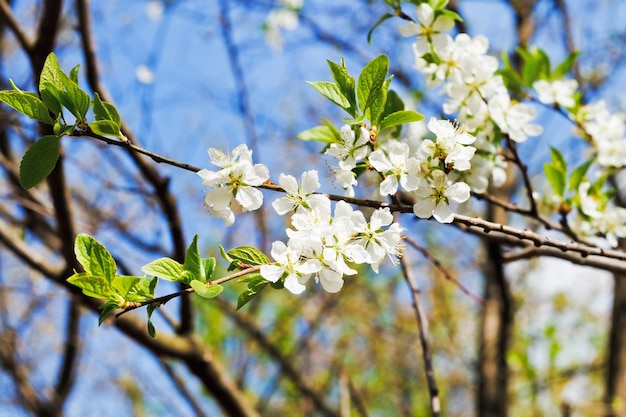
<box><xmin>326</xmin><ymin>118</ymin><xmax>476</xmax><ymax>223</ymax></box>
<box><xmin>261</xmin><ymin>170</ymin><xmax>404</xmax><ymax>294</ymax></box>
<box><xmin>400</xmin><ymin>1</ymin><xmax>626</xmax><ymax>247</ymax></box>
<box><xmin>265</xmin><ymin>0</ymin><xmax>303</xmax><ymax>49</ymax></box>
<box><xmin>400</xmin><ymin>2</ymin><xmax>543</xmax><ymax>193</ymax></box>
<box><xmin>197</xmin><ymin>144</ymin><xmax>269</xmax><ymax>226</ymax></box>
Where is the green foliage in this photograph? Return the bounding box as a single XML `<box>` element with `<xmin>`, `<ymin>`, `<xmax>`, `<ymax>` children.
<box><xmin>226</xmin><ymin>246</ymin><xmax>270</xmax><ymax>269</ymax></box>
<box><xmin>0</xmin><ymin>52</ymin><xmax>124</xmax><ymax>190</ymax></box>
<box><xmin>190</xmin><ymin>280</ymin><xmax>223</xmax><ymax>299</ymax></box>
<box><xmin>68</xmin><ymin>234</ymin><xmax>157</xmax><ymax>326</ymax></box>
<box><xmin>0</xmin><ymin>82</ymin><xmax>55</xmax><ymax>125</ymax></box>
<box><xmin>236</xmin><ymin>275</ymin><xmax>269</xmax><ymax>310</ymax></box>
<box><xmin>18</xmin><ymin>135</ymin><xmax>60</xmax><ymax>189</ymax></box>
<box><xmin>304</xmin><ymin>55</ymin><xmax>422</xmax><ymax>145</ymax></box>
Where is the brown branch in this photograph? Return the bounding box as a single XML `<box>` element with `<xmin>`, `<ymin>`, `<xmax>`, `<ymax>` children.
<box><xmin>52</xmin><ymin>300</ymin><xmax>81</xmax><ymax>408</ymax></box>
<box><xmin>0</xmin><ymin>0</ymin><xmax>33</xmax><ymax>53</ymax></box>
<box><xmin>158</xmin><ymin>358</ymin><xmax>206</xmax><ymax>417</ymax></box>
<box><xmin>399</xmin><ymin>233</ymin><xmax>441</xmax><ymax>417</ymax></box>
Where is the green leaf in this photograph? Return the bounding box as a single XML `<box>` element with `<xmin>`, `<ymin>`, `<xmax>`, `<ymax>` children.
<box><xmin>183</xmin><ymin>234</ymin><xmax>202</xmax><ymax>282</ymax></box>
<box><xmin>98</xmin><ymin>301</ymin><xmax>118</xmax><ymax>326</ymax></box>
<box><xmin>549</xmin><ymin>147</ymin><xmax>567</xmax><ymax>173</ymax></box>
<box><xmin>382</xmin><ymin>89</ymin><xmax>404</xmax><ymax>119</ymax></box>
<box><xmin>190</xmin><ymin>280</ymin><xmax>223</xmax><ymax>299</ymax></box>
<box><xmin>74</xmin><ymin>233</ymin><xmax>117</xmax><ymax>281</ymax></box>
<box><xmin>38</xmin><ymin>53</ymin><xmax>90</xmax><ymax>121</ymax></box>
<box><xmin>553</xmin><ymin>51</ymin><xmax>580</xmax><ymax>79</ymax></box>
<box><xmin>19</xmin><ymin>135</ymin><xmax>60</xmax><ymax>189</ymax></box>
<box><xmin>112</xmin><ymin>275</ymin><xmax>141</xmax><ymax>297</ymax></box>
<box><xmin>568</xmin><ymin>158</ymin><xmax>594</xmax><ymax>192</ymax></box>
<box><xmin>237</xmin><ymin>279</ymin><xmax>268</xmax><ymax>310</ymax></box>
<box><xmin>307</xmin><ymin>81</ymin><xmax>351</xmax><ymax>110</ymax></box>
<box><xmin>544</xmin><ymin>163</ymin><xmax>565</xmax><ymax>197</ymax></box>
<box><xmin>58</xmin><ymin>73</ymin><xmax>90</xmax><ymax>121</ymax></box>
<box><xmin>357</xmin><ymin>55</ymin><xmax>389</xmax><ymax>114</ymax></box>
<box><xmin>368</xmin><ymin>76</ymin><xmax>391</xmax><ymax>125</ymax></box>
<box><xmin>519</xmin><ymin>47</ymin><xmax>551</xmax><ymax>87</ymax></box>
<box><xmin>379</xmin><ymin>110</ymin><xmax>424</xmax><ymax>132</ymax></box>
<box><xmin>146</xmin><ymin>304</ymin><xmax>157</xmax><ymax>338</ymax></box>
<box><xmin>69</xmin><ymin>65</ymin><xmax>80</xmax><ymax>83</ymax></box>
<box><xmin>89</xmin><ymin>120</ymin><xmax>120</xmax><ymax>137</ymax></box>
<box><xmin>227</xmin><ymin>246</ymin><xmax>270</xmax><ymax>267</ymax></box>
<box><xmin>93</xmin><ymin>92</ymin><xmax>121</xmax><ymax>125</ymax></box>
<box><xmin>201</xmin><ymin>257</ymin><xmax>216</xmax><ymax>283</ymax></box>
<box><xmin>342</xmin><ymin>114</ymin><xmax>367</xmax><ymax>125</ymax></box>
<box><xmin>297</xmin><ymin>125</ymin><xmax>339</xmax><ymax>143</ymax></box>
<box><xmin>0</xmin><ymin>89</ymin><xmax>55</xmax><ymax>125</ymax></box>
<box><xmin>141</xmin><ymin>257</ymin><xmax>184</xmax><ymax>282</ymax></box>
<box><xmin>327</xmin><ymin>59</ymin><xmax>357</xmax><ymax>115</ymax></box>
<box><xmin>128</xmin><ymin>277</ymin><xmax>157</xmax><ymax>303</ymax></box>
<box><xmin>39</xmin><ymin>53</ymin><xmax>64</xmax><ymax>115</ymax></box>
<box><xmin>67</xmin><ymin>272</ymin><xmax>118</xmax><ymax>300</ymax></box>
<box><xmin>367</xmin><ymin>13</ymin><xmax>394</xmax><ymax>44</ymax></box>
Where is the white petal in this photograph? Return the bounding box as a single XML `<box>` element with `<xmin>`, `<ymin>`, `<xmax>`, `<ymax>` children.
<box><xmin>284</xmin><ymin>274</ymin><xmax>306</xmax><ymax>294</ymax></box>
<box><xmin>413</xmin><ymin>199</ymin><xmax>436</xmax><ymax>219</ymax></box>
<box><xmin>433</xmin><ymin>202</ymin><xmax>454</xmax><ymax>223</ymax></box>
<box><xmin>301</xmin><ymin>170</ymin><xmax>320</xmax><ymax>193</ymax></box>
<box><xmin>236</xmin><ymin>186</ymin><xmax>264</xmax><ymax>210</ymax></box>
<box><xmin>318</xmin><ymin>269</ymin><xmax>344</xmax><ymax>293</ymax></box>
<box><xmin>446</xmin><ymin>182</ymin><xmax>471</xmax><ymax>203</ymax></box>
<box><xmin>260</xmin><ymin>265</ymin><xmax>284</xmax><ymax>283</ymax></box>
<box><xmin>279</xmin><ymin>173</ymin><xmax>298</xmax><ymax>193</ymax></box>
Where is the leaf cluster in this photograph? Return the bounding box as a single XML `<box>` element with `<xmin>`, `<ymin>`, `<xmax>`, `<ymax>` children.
<box><xmin>0</xmin><ymin>53</ymin><xmax>122</xmax><ymax>189</ymax></box>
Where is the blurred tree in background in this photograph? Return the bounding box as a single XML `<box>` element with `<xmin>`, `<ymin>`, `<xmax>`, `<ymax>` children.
<box><xmin>1</xmin><ymin>1</ymin><xmax>626</xmax><ymax>416</ymax></box>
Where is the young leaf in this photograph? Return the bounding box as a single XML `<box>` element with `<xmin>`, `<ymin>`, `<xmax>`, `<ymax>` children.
<box><xmin>127</xmin><ymin>277</ymin><xmax>157</xmax><ymax>303</ymax></box>
<box><xmin>368</xmin><ymin>77</ymin><xmax>391</xmax><ymax>126</ymax></box>
<box><xmin>307</xmin><ymin>81</ymin><xmax>351</xmax><ymax>110</ymax></box>
<box><xmin>553</xmin><ymin>51</ymin><xmax>580</xmax><ymax>79</ymax></box>
<box><xmin>19</xmin><ymin>135</ymin><xmax>60</xmax><ymax>189</ymax></box>
<box><xmin>357</xmin><ymin>55</ymin><xmax>389</xmax><ymax>114</ymax></box>
<box><xmin>58</xmin><ymin>74</ymin><xmax>90</xmax><ymax>121</ymax></box>
<box><xmin>141</xmin><ymin>257</ymin><xmax>184</xmax><ymax>282</ymax></box>
<box><xmin>0</xmin><ymin>89</ymin><xmax>55</xmax><ymax>125</ymax></box>
<box><xmin>183</xmin><ymin>234</ymin><xmax>202</xmax><ymax>282</ymax></box>
<box><xmin>201</xmin><ymin>257</ymin><xmax>216</xmax><ymax>282</ymax></box>
<box><xmin>39</xmin><ymin>53</ymin><xmax>64</xmax><ymax>115</ymax></box>
<box><xmin>236</xmin><ymin>280</ymin><xmax>268</xmax><ymax>310</ymax></box>
<box><xmin>568</xmin><ymin>158</ymin><xmax>594</xmax><ymax>192</ymax></box>
<box><xmin>67</xmin><ymin>272</ymin><xmax>118</xmax><ymax>300</ymax></box>
<box><xmin>379</xmin><ymin>110</ymin><xmax>424</xmax><ymax>133</ymax></box>
<box><xmin>327</xmin><ymin>59</ymin><xmax>357</xmax><ymax>114</ymax></box>
<box><xmin>297</xmin><ymin>125</ymin><xmax>339</xmax><ymax>143</ymax></box>
<box><xmin>146</xmin><ymin>304</ymin><xmax>158</xmax><ymax>338</ymax></box>
<box><xmin>549</xmin><ymin>147</ymin><xmax>567</xmax><ymax>173</ymax></box>
<box><xmin>74</xmin><ymin>233</ymin><xmax>117</xmax><ymax>281</ymax></box>
<box><xmin>93</xmin><ymin>92</ymin><xmax>121</xmax><ymax>125</ymax></box>
<box><xmin>190</xmin><ymin>280</ymin><xmax>223</xmax><ymax>299</ymax></box>
<box><xmin>227</xmin><ymin>246</ymin><xmax>270</xmax><ymax>267</ymax></box>
<box><xmin>544</xmin><ymin>163</ymin><xmax>565</xmax><ymax>197</ymax></box>
<box><xmin>112</xmin><ymin>275</ymin><xmax>141</xmax><ymax>298</ymax></box>
<box><xmin>98</xmin><ymin>301</ymin><xmax>118</xmax><ymax>326</ymax></box>
<box><xmin>69</xmin><ymin>65</ymin><xmax>80</xmax><ymax>83</ymax></box>
<box><xmin>89</xmin><ymin>120</ymin><xmax>120</xmax><ymax>137</ymax></box>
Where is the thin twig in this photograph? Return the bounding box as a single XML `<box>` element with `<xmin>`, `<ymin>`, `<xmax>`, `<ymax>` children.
<box><xmin>398</xmin><ymin>227</ymin><xmax>441</xmax><ymax>417</ymax></box>
<box><xmin>115</xmin><ymin>266</ymin><xmax>261</xmax><ymax>318</ymax></box>
<box><xmin>404</xmin><ymin>235</ymin><xmax>484</xmax><ymax>304</ymax></box>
